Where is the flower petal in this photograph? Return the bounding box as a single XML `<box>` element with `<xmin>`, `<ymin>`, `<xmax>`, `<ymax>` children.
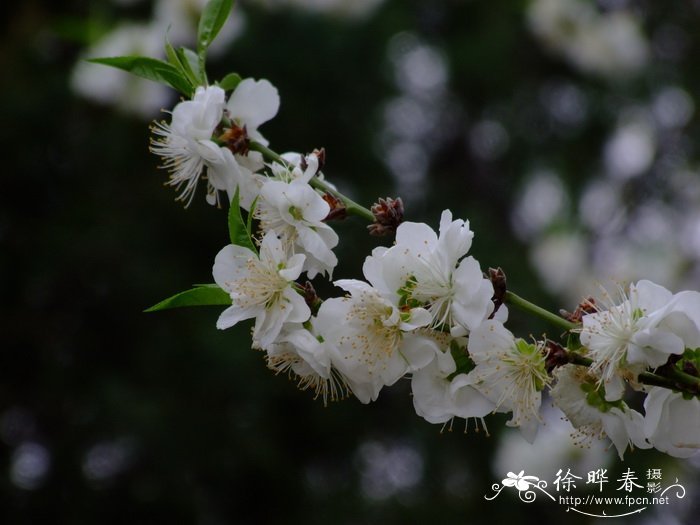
<box><xmin>226</xmin><ymin>78</ymin><xmax>280</xmax><ymax>131</ymax></box>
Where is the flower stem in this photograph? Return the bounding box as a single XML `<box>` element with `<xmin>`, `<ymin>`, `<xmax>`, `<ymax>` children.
<box><xmin>248</xmin><ymin>140</ymin><xmax>289</xmax><ymax>166</ymax></box>
<box><xmin>249</xmin><ymin>141</ymin><xmax>375</xmax><ymax>222</ymax></box>
<box><xmin>564</xmin><ymin>352</ymin><xmax>688</xmax><ymax>392</ymax></box>
<box><xmin>638</xmin><ymin>371</ymin><xmax>680</xmax><ymax>391</ymax></box>
<box><xmin>504</xmin><ymin>291</ymin><xmax>577</xmax><ymax>332</ymax></box>
<box><xmin>565</xmin><ymin>353</ymin><xmax>698</xmax><ymax>394</ymax></box>
<box><xmin>664</xmin><ymin>365</ymin><xmax>700</xmax><ymax>387</ymax></box>
<box><xmin>567</xmin><ymin>352</ymin><xmax>592</xmax><ymax>367</ymax></box>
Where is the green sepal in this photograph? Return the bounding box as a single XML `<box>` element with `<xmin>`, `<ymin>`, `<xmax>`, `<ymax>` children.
<box><xmin>579</xmin><ymin>381</ymin><xmax>625</xmax><ymax>412</ymax></box>
<box><xmin>218</xmin><ymin>72</ymin><xmax>242</xmax><ymax>91</ymax></box>
<box><xmin>397</xmin><ymin>276</ymin><xmax>422</xmax><ymax>309</ymax></box>
<box><xmin>87</xmin><ymin>56</ymin><xmax>193</xmax><ymax>97</ymax></box>
<box><xmin>677</xmin><ymin>348</ymin><xmax>700</xmax><ymax>371</ymax></box>
<box><xmin>447</xmin><ymin>340</ymin><xmax>475</xmax><ymax>381</ymax></box>
<box><xmin>197</xmin><ymin>0</ymin><xmax>234</xmax><ymax>58</ymax></box>
<box><xmin>145</xmin><ymin>284</ymin><xmax>231</xmax><ymax>312</ymax></box>
<box><xmin>565</xmin><ymin>330</ymin><xmax>582</xmax><ymax>351</ymax></box>
<box><xmin>228</xmin><ymin>189</ymin><xmax>257</xmax><ymax>254</ymax></box>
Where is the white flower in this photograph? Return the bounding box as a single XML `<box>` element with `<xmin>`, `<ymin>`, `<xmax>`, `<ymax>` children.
<box><xmin>363</xmin><ymin>210</ymin><xmax>495</xmax><ymax>336</ymax></box>
<box><xmin>256</xmin><ymin>158</ymin><xmax>339</xmax><ymax>278</ymax></box>
<box><xmin>213</xmin><ymin>231</ymin><xmax>310</xmax><ymax>348</ymax></box>
<box><xmin>150</xmin><ymin>85</ymin><xmax>232</xmax><ymax>206</ymax></box>
<box><xmin>207</xmin><ymin>147</ymin><xmax>265</xmax><ymax>210</ymax></box>
<box><xmin>579</xmin><ymin>280</ymin><xmax>700</xmax><ymax>401</ymax></box>
<box><xmin>226</xmin><ymin>78</ymin><xmax>279</xmax><ymax>144</ymax></box>
<box><xmin>411</xmin><ymin>335</ymin><xmax>494</xmax><ymax>426</ymax></box>
<box><xmin>263</xmin><ymin>324</ymin><xmax>349</xmax><ymax>405</ymax></box>
<box><xmin>72</xmin><ymin>23</ymin><xmax>168</xmax><ymax>117</ymax></box>
<box><xmin>466</xmin><ymin>320</ymin><xmax>550</xmax><ymax>442</ymax></box>
<box><xmin>550</xmin><ymin>364</ymin><xmax>650</xmax><ymax>459</ymax></box>
<box><xmin>644</xmin><ymin>387</ymin><xmax>700</xmax><ymax>458</ymax></box>
<box><xmin>315</xmin><ymin>279</ymin><xmax>435</xmax><ymax>403</ymax></box>
<box><xmin>225</xmin><ymin>78</ymin><xmax>280</xmax><ymax>172</ymax></box>
<box><xmin>269</xmin><ymin>153</ymin><xmax>319</xmax><ymax>183</ymax></box>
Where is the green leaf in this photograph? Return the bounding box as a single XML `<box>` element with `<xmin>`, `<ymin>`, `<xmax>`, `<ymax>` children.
<box><xmin>88</xmin><ymin>56</ymin><xmax>193</xmax><ymax>97</ymax></box>
<box><xmin>197</xmin><ymin>0</ymin><xmax>234</xmax><ymax>57</ymax></box>
<box><xmin>228</xmin><ymin>189</ymin><xmax>257</xmax><ymax>254</ymax></box>
<box><xmin>184</xmin><ymin>48</ymin><xmax>206</xmax><ymax>85</ymax></box>
<box><xmin>164</xmin><ymin>35</ymin><xmax>181</xmax><ymax>70</ymax></box>
<box><xmin>246</xmin><ymin>196</ymin><xmax>258</xmax><ymax>236</ymax></box>
<box><xmin>218</xmin><ymin>72</ymin><xmax>242</xmax><ymax>91</ymax></box>
<box><xmin>145</xmin><ymin>285</ymin><xmax>231</xmax><ymax>312</ymax></box>
<box><xmin>164</xmin><ymin>31</ymin><xmax>206</xmax><ymax>89</ymax></box>
<box><xmin>178</xmin><ymin>47</ymin><xmax>206</xmax><ymax>86</ymax></box>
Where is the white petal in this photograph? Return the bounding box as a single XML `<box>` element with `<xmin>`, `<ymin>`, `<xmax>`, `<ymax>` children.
<box><xmin>286</xmin><ymin>329</ymin><xmax>330</xmax><ymax>378</ymax></box>
<box><xmin>628</xmin><ymin>329</ymin><xmax>684</xmax><ymax>366</ymax></box>
<box><xmin>237</xmin><ymin>150</ymin><xmax>265</xmax><ymax>172</ymax></box>
<box><xmin>666</xmin><ymin>396</ymin><xmax>700</xmax><ymax>451</ymax></box>
<box><xmin>213</xmin><ymin>244</ymin><xmax>256</xmax><ymax>290</ymax></box>
<box><xmin>395</xmin><ymin>221</ymin><xmax>438</xmax><ymax>256</ymax></box>
<box><xmin>333</xmin><ymin>279</ymin><xmax>374</xmax><ymax>297</ymax></box>
<box><xmin>255</xmin><ymin>307</ymin><xmax>287</xmax><ymax>349</ymax></box>
<box><xmin>216</xmin><ymin>304</ymin><xmax>261</xmax><ymax>329</ymax></box>
<box><xmin>297</xmin><ymin>227</ymin><xmax>337</xmax><ymax>268</ymax></box>
<box><xmin>279</xmin><ymin>253</ymin><xmax>305</xmax><ymax>281</ymax></box>
<box><xmin>400</xmin><ymin>307</ymin><xmax>432</xmax><ymax>331</ymax></box>
<box><xmin>362</xmin><ymin>247</ymin><xmax>390</xmax><ymax>294</ymax></box>
<box><xmin>602</xmin><ymin>408</ymin><xmax>649</xmax><ymax>459</ymax></box>
<box><xmin>206</xmin><ymin>147</ymin><xmax>238</xmax><ymax>194</ymax></box>
<box><xmin>645</xmin><ymin>388</ymin><xmax>700</xmax><ymax>457</ymax></box>
<box><xmin>399</xmin><ymin>335</ymin><xmax>439</xmax><ymax>371</ymax></box>
<box><xmin>259</xmin><ymin>231</ymin><xmax>286</xmax><ymax>265</ymax></box>
<box><xmin>449</xmin><ymin>375</ymin><xmax>495</xmax><ymax>419</ymax></box>
<box><xmin>661</xmin><ymin>291</ymin><xmax>700</xmax><ymax>348</ymax></box>
<box><xmin>282</xmin><ymin>287</ymin><xmax>311</xmax><ymax>324</ymax></box>
<box><xmin>452</xmin><ymin>264</ymin><xmax>494</xmax><ymax>331</ymax></box>
<box><xmin>513</xmin><ymin>417</ymin><xmax>540</xmax><ymax>444</ymax></box>
<box><xmin>345</xmin><ymin>377</ymin><xmax>378</xmax><ymax>404</ymax></box>
<box><xmin>226</xmin><ymin>78</ymin><xmax>280</xmax><ymax>131</ymax></box>
<box><xmin>364</xmin><ymin>247</ymin><xmax>413</xmax><ymax>300</ymax></box>
<box><xmin>437</xmin><ymin>210</ymin><xmax>474</xmax><ymax>264</ymax></box>
<box><xmin>635</xmin><ymin>279</ymin><xmax>674</xmax><ymax>313</ymax></box>
<box><xmin>380</xmin><ymin>353</ymin><xmax>411</xmax><ymax>386</ymax></box>
<box><xmin>467</xmin><ymin>320</ymin><xmax>514</xmax><ymax>360</ymax></box>
<box><xmin>643</xmin><ymin>387</ymin><xmax>666</xmax><ymax>439</ymax></box>
<box><xmin>288</xmin><ymin>181</ymin><xmax>330</xmax><ymax>222</ymax></box>
<box><xmin>602</xmin><ymin>375</ymin><xmax>626</xmax><ymax>402</ymax></box>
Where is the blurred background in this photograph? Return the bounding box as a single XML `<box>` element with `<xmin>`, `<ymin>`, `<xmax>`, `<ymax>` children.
<box><xmin>2</xmin><ymin>0</ymin><xmax>700</xmax><ymax>523</ymax></box>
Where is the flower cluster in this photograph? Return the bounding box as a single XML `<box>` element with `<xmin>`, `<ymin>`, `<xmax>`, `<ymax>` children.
<box><xmin>150</xmin><ymin>79</ymin><xmax>278</xmax><ymax>207</ymax></box>
<box><xmin>99</xmin><ymin>0</ymin><xmax>700</xmax><ymax>462</ymax></box>
<box><xmin>149</xmin><ymin>74</ymin><xmax>700</xmax><ymax>459</ymax></box>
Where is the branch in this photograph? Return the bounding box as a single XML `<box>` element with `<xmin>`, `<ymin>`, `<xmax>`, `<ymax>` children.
<box><xmin>249</xmin><ymin>141</ymin><xmax>375</xmax><ymax>222</ymax></box>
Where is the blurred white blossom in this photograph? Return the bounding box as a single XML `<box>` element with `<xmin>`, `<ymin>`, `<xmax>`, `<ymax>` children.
<box><xmin>527</xmin><ymin>0</ymin><xmax>649</xmax><ymax>78</ymax></box>
<box><xmin>72</xmin><ymin>23</ymin><xmax>167</xmax><ymax>116</ymax></box>
<box><xmin>72</xmin><ymin>0</ymin><xmax>245</xmax><ymax>116</ymax></box>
